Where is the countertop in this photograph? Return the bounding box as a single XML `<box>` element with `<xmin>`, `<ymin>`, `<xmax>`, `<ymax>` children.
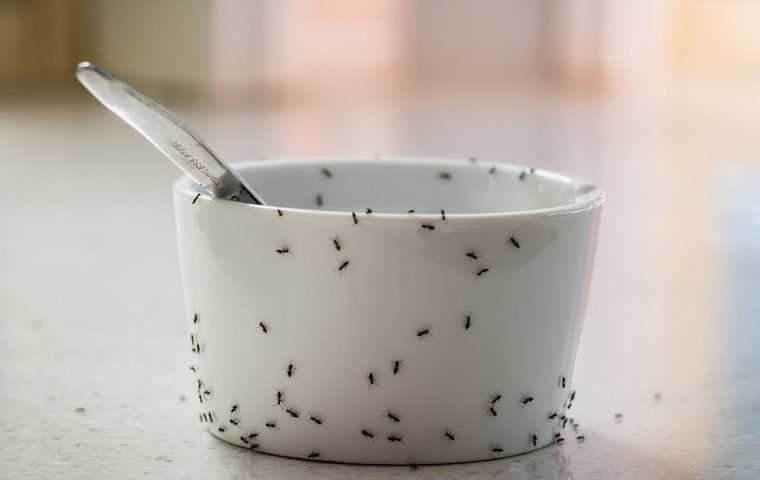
<box><xmin>1</xmin><ymin>85</ymin><xmax>759</xmax><ymax>479</ymax></box>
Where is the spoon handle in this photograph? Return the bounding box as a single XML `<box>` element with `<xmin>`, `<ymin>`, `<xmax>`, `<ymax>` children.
<box><xmin>75</xmin><ymin>62</ymin><xmax>265</xmax><ymax>204</ymax></box>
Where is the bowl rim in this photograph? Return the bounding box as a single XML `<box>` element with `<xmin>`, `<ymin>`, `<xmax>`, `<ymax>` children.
<box><xmin>173</xmin><ymin>155</ymin><xmax>605</xmax><ymax>220</ymax></box>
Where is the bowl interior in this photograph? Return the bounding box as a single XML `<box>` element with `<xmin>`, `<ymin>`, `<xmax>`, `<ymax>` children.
<box><xmin>234</xmin><ymin>157</ymin><xmax>596</xmax><ymax>214</ymax></box>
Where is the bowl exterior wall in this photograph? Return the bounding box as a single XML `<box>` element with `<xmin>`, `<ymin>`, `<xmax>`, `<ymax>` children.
<box><xmin>174</xmin><ymin>162</ymin><xmax>602</xmax><ymax>464</ymax></box>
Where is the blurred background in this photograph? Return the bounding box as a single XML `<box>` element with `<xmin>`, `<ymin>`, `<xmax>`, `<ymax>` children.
<box><xmin>4</xmin><ymin>0</ymin><xmax>759</xmax><ymax>100</ymax></box>
<box><xmin>2</xmin><ymin>1</ymin><xmax>760</xmax><ymax>477</ymax></box>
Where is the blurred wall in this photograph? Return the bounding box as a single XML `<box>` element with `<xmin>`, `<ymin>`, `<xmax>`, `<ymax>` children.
<box><xmin>406</xmin><ymin>0</ymin><xmax>543</xmax><ymax>87</ymax></box>
<box><xmin>77</xmin><ymin>0</ymin><xmax>212</xmax><ymax>88</ymax></box>
<box><xmin>209</xmin><ymin>0</ymin><xmax>404</xmax><ymax>99</ymax></box>
<box><xmin>0</xmin><ymin>0</ymin><xmax>78</xmax><ymax>89</ymax></box>
<box><xmin>4</xmin><ymin>1</ymin><xmax>760</xmax><ymax>102</ymax></box>
<box><xmin>0</xmin><ymin>0</ymin><xmax>602</xmax><ymax>99</ymax></box>
<box><xmin>673</xmin><ymin>0</ymin><xmax>760</xmax><ymax>77</ymax></box>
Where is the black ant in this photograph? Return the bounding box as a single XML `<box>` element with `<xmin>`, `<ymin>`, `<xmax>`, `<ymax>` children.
<box><xmin>207</xmin><ymin>412</ymin><xmax>214</xmax><ymax>422</ymax></box>
<box><xmin>466</xmin><ymin>251</ymin><xmax>478</xmax><ymax>260</ymax></box>
<box><xmin>193</xmin><ymin>314</ymin><xmax>198</xmax><ymax>324</ymax></box>
<box><xmin>570</xmin><ymin>390</ymin><xmax>576</xmax><ymax>402</ymax></box>
<box><xmin>491</xmin><ymin>447</ymin><xmax>503</xmax><ymax>453</ymax></box>
<box><xmin>240</xmin><ymin>436</ymin><xmax>249</xmax><ymax>444</ymax></box>
<box><xmin>287</xmin><ymin>363</ymin><xmax>295</xmax><ymax>378</ymax></box>
<box><xmin>308</xmin><ymin>451</ymin><xmax>320</xmax><ymax>459</ymax></box>
<box><xmin>563</xmin><ymin>418</ymin><xmax>568</xmax><ymax>429</ymax></box>
<box><xmin>309</xmin><ymin>415</ymin><xmax>323</xmax><ymax>425</ymax></box>
<box><xmin>465</xmin><ymin>314</ymin><xmax>472</xmax><ymax>330</ymax></box>
<box><xmin>218</xmin><ymin>426</ymin><xmax>225</xmax><ymax>433</ymax></box>
<box><xmin>393</xmin><ymin>360</ymin><xmax>402</xmax><ymax>375</ymax></box>
<box><xmin>333</xmin><ymin>238</ymin><xmax>341</xmax><ymax>251</ymax></box>
<box><xmin>201</xmin><ymin>413</ymin><xmax>206</xmax><ymax>422</ymax></box>
<box><xmin>203</xmin><ymin>389</ymin><xmax>211</xmax><ymax>396</ymax></box>
<box><xmin>189</xmin><ymin>366</ymin><xmax>197</xmax><ymax>373</ymax></box>
<box><xmin>275</xmin><ymin>247</ymin><xmax>290</xmax><ymax>254</ymax></box>
<box><xmin>198</xmin><ymin>394</ymin><xmax>203</xmax><ymax>403</ymax></box>
<box><xmin>408</xmin><ymin>209</ymin><xmax>415</xmax><ymax>214</ymax></box>
<box><xmin>509</xmin><ymin>236</ymin><xmax>520</xmax><ymax>249</ymax></box>
<box><xmin>248</xmin><ymin>432</ymin><xmax>258</xmax><ymax>439</ymax></box>
<box><xmin>521</xmin><ymin>395</ymin><xmax>535</xmax><ymax>406</ymax></box>
<box><xmin>316</xmin><ymin>193</ymin><xmax>323</xmax><ymax>207</ymax></box>
<box><xmin>266</xmin><ymin>421</ymin><xmax>276</xmax><ymax>429</ymax></box>
<box><xmin>249</xmin><ymin>443</ymin><xmax>259</xmax><ymax>450</ymax></box>
<box><xmin>230</xmin><ymin>404</ymin><xmax>238</xmax><ymax>413</ymax></box>
<box><xmin>489</xmin><ymin>406</ymin><xmax>498</xmax><ymax>416</ymax></box>
<box><xmin>275</xmin><ymin>391</ymin><xmax>284</xmax><ymax>406</ymax></box>
<box><xmin>352</xmin><ymin>212</ymin><xmax>358</xmax><ymax>224</ymax></box>
<box><xmin>439</xmin><ymin>171</ymin><xmax>452</xmax><ymax>180</ymax></box>
<box><xmin>387</xmin><ymin>411</ymin><xmax>400</xmax><ymax>423</ymax></box>
<box><xmin>491</xmin><ymin>393</ymin><xmax>502</xmax><ymax>404</ymax></box>
<box><xmin>286</xmin><ymin>408</ymin><xmax>299</xmax><ymax>418</ymax></box>
<box><xmin>444</xmin><ymin>430</ymin><xmax>455</xmax><ymax>441</ymax></box>
<box><xmin>338</xmin><ymin>260</ymin><xmax>350</xmax><ymax>271</ymax></box>
<box><xmin>441</xmin><ymin>209</ymin><xmax>446</xmax><ymax>221</ymax></box>
<box><xmin>368</xmin><ymin>372</ymin><xmax>376</xmax><ymax>386</ymax></box>
<box><xmin>567</xmin><ymin>402</ymin><xmax>573</xmax><ymax>410</ymax></box>
<box><xmin>476</xmin><ymin>268</ymin><xmax>489</xmax><ymax>277</ymax></box>
<box><xmin>197</xmin><ymin>379</ymin><xmax>202</xmax><ymax>390</ymax></box>
<box><xmin>361</xmin><ymin>429</ymin><xmax>375</xmax><ymax>439</ymax></box>
<box><xmin>191</xmin><ymin>334</ymin><xmax>196</xmax><ymax>347</ymax></box>
<box><xmin>555</xmin><ymin>436</ymin><xmax>565</xmax><ymax>445</ymax></box>
<box><xmin>560</xmin><ymin>376</ymin><xmax>566</xmax><ymax>388</ymax></box>
<box><xmin>230</xmin><ymin>418</ymin><xmax>239</xmax><ymax>426</ymax></box>
<box><xmin>548</xmin><ymin>412</ymin><xmax>558</xmax><ymax>420</ymax></box>
<box><xmin>576</xmin><ymin>435</ymin><xmax>586</xmax><ymax>442</ymax></box>
<box><xmin>416</xmin><ymin>328</ymin><xmax>430</xmax><ymax>337</ymax></box>
<box><xmin>614</xmin><ymin>412</ymin><xmax>623</xmax><ymax>423</ymax></box>
<box><xmin>365</xmin><ymin>208</ymin><xmax>373</xmax><ymax>214</ymax></box>
<box><xmin>531</xmin><ymin>434</ymin><xmax>538</xmax><ymax>447</ymax></box>
<box><xmin>488</xmin><ymin>165</ymin><xmax>496</xmax><ymax>175</ymax></box>
<box><xmin>321</xmin><ymin>168</ymin><xmax>332</xmax><ymax>178</ymax></box>
<box><xmin>421</xmin><ymin>224</ymin><xmax>435</xmax><ymax>230</ymax></box>
<box><xmin>519</xmin><ymin>171</ymin><xmax>527</xmax><ymax>181</ymax></box>
<box><xmin>192</xmin><ymin>193</ymin><xmax>201</xmax><ymax>205</ymax></box>
<box><xmin>276</xmin><ymin>209</ymin><xmax>283</xmax><ymax>217</ymax></box>
<box><xmin>387</xmin><ymin>435</ymin><xmax>403</xmax><ymax>443</ymax></box>
<box><xmin>259</xmin><ymin>322</ymin><xmax>268</xmax><ymax>333</ymax></box>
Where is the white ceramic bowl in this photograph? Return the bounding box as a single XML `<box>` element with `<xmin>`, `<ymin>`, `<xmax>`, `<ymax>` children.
<box><xmin>173</xmin><ymin>156</ymin><xmax>603</xmax><ymax>465</ymax></box>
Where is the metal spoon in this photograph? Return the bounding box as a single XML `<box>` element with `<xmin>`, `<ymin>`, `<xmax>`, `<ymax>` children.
<box><xmin>75</xmin><ymin>61</ymin><xmax>265</xmax><ymax>204</ymax></box>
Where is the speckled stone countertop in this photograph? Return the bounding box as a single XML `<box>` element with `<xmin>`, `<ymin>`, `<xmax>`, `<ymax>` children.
<box><xmin>2</xmin><ymin>91</ymin><xmax>759</xmax><ymax>479</ymax></box>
